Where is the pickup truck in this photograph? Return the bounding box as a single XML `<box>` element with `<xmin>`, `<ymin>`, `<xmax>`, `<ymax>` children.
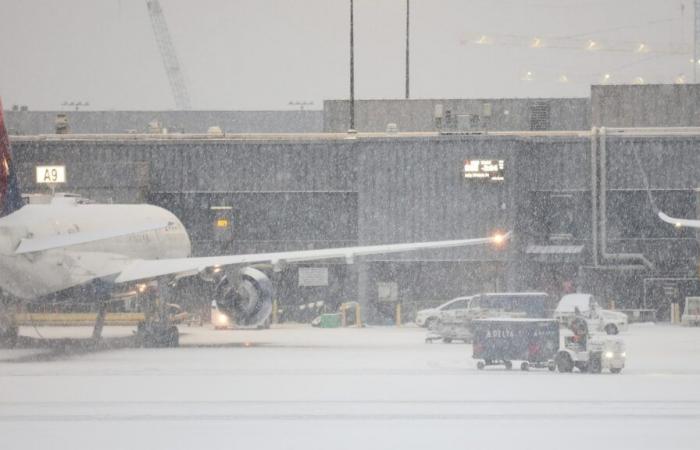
<box><xmin>553</xmin><ymin>293</ymin><xmax>628</xmax><ymax>335</ymax></box>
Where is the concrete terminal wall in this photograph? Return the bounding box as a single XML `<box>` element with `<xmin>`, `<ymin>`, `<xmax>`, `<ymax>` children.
<box><xmin>592</xmin><ymin>84</ymin><xmax>700</xmax><ymax>127</ymax></box>
<box><xmin>10</xmin><ymin>132</ymin><xmax>700</xmax><ymax>321</ymax></box>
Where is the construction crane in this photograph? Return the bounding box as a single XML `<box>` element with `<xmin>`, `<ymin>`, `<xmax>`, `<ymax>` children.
<box><xmin>145</xmin><ymin>0</ymin><xmax>191</xmax><ymax>110</ymax></box>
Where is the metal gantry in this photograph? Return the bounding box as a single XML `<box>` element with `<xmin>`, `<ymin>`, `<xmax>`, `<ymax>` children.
<box><xmin>146</xmin><ymin>0</ymin><xmax>191</xmax><ymax>110</ymax></box>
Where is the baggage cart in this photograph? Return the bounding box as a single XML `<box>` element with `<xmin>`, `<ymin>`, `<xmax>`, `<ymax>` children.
<box><xmin>472</xmin><ymin>318</ymin><xmax>559</xmax><ymax>370</ymax></box>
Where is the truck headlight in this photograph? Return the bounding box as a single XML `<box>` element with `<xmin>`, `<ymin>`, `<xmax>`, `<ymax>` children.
<box><xmin>217</xmin><ymin>314</ymin><xmax>229</xmax><ymax>326</ymax></box>
<box><xmin>621</xmin><ymin>352</ymin><xmax>626</xmax><ymax>358</ymax></box>
<box><xmin>604</xmin><ymin>351</ymin><xmax>614</xmax><ymax>359</ymax></box>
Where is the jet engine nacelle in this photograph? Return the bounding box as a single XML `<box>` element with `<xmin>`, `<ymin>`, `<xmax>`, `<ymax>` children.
<box><xmin>214</xmin><ymin>267</ymin><xmax>273</xmax><ymax>326</ymax></box>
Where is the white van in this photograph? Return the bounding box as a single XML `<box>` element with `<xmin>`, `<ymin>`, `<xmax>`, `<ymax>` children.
<box><xmin>554</xmin><ymin>293</ymin><xmax>628</xmax><ymax>335</ymax></box>
<box><xmin>431</xmin><ymin>292</ymin><xmax>549</xmax><ymax>343</ymax></box>
<box><xmin>416</xmin><ymin>292</ymin><xmax>549</xmax><ymax>328</ymax></box>
<box><xmin>439</xmin><ymin>292</ymin><xmax>549</xmax><ymax>323</ymax></box>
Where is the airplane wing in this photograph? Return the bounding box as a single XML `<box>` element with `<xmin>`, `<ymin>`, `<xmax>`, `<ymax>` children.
<box><xmin>14</xmin><ymin>221</ymin><xmax>172</xmax><ymax>254</ymax></box>
<box><xmin>658</xmin><ymin>211</ymin><xmax>700</xmax><ymax>229</ymax></box>
<box><xmin>115</xmin><ymin>232</ymin><xmax>510</xmax><ymax>283</ymax></box>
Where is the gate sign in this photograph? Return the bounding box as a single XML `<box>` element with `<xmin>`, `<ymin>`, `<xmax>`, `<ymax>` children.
<box><xmin>463</xmin><ymin>160</ymin><xmax>504</xmax><ymax>181</ymax></box>
<box><xmin>298</xmin><ymin>267</ymin><xmax>329</xmax><ymax>287</ymax></box>
<box><xmin>36</xmin><ymin>165</ymin><xmax>66</xmax><ymax>184</ymax></box>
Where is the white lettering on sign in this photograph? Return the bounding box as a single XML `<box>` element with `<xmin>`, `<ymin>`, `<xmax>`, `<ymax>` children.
<box><xmin>36</xmin><ymin>166</ymin><xmax>66</xmax><ymax>184</ymax></box>
<box><xmin>463</xmin><ymin>160</ymin><xmax>505</xmax><ymax>181</ymax></box>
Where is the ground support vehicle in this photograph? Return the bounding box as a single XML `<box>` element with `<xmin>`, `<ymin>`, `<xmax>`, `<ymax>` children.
<box><xmin>554</xmin><ymin>293</ymin><xmax>628</xmax><ymax>334</ymax></box>
<box><xmin>425</xmin><ymin>317</ymin><xmax>476</xmax><ymax>343</ymax></box>
<box><xmin>415</xmin><ymin>296</ymin><xmax>470</xmax><ymax>328</ymax></box>
<box><xmin>554</xmin><ymin>318</ymin><xmax>626</xmax><ymax>374</ymax></box>
<box><xmin>472</xmin><ymin>318</ymin><xmax>560</xmax><ymax>371</ymax></box>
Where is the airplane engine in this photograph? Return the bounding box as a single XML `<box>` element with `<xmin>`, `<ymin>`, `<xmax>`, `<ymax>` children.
<box><xmin>214</xmin><ymin>267</ymin><xmax>273</xmax><ymax>326</ymax></box>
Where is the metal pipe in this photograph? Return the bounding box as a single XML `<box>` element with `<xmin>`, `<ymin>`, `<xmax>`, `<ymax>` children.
<box><xmin>591</xmin><ymin>127</ymin><xmax>599</xmax><ymax>266</ymax></box>
<box><xmin>695</xmin><ymin>0</ymin><xmax>698</xmax><ymax>84</ymax></box>
<box><xmin>349</xmin><ymin>0</ymin><xmax>355</xmax><ymax>132</ymax></box>
<box><xmin>599</xmin><ymin>127</ymin><xmax>654</xmax><ymax>270</ymax></box>
<box><xmin>605</xmin><ymin>126</ymin><xmax>700</xmax><ymax>136</ymax></box>
<box><xmin>405</xmin><ymin>0</ymin><xmax>410</xmax><ymax>99</ymax></box>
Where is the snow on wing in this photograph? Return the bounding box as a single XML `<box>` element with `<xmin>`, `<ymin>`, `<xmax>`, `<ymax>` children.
<box><xmin>114</xmin><ymin>233</ymin><xmax>509</xmax><ymax>283</ymax></box>
<box><xmin>14</xmin><ymin>221</ymin><xmax>172</xmax><ymax>254</ymax></box>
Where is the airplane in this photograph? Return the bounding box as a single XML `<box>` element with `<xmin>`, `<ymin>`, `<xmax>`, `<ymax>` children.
<box><xmin>0</xmin><ymin>98</ymin><xmax>509</xmax><ymax>348</ymax></box>
<box><xmin>657</xmin><ymin>211</ymin><xmax>700</xmax><ymax>229</ymax></box>
<box><xmin>630</xmin><ymin>148</ymin><xmax>700</xmax><ymax>230</ymax></box>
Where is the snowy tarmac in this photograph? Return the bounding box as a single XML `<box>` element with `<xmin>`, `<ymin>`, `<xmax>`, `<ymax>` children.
<box><xmin>1</xmin><ymin>323</ymin><xmax>700</xmax><ymax>450</ymax></box>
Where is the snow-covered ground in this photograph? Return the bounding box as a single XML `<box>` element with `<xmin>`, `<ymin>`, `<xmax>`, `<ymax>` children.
<box><xmin>1</xmin><ymin>323</ymin><xmax>699</xmax><ymax>450</ymax></box>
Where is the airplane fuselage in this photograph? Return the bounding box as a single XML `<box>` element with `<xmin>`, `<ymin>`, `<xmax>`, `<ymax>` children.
<box><xmin>0</xmin><ymin>198</ymin><xmax>190</xmax><ymax>299</ymax></box>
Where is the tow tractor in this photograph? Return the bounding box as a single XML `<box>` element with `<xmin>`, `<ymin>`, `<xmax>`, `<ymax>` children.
<box><xmin>554</xmin><ymin>315</ymin><xmax>625</xmax><ymax>374</ymax></box>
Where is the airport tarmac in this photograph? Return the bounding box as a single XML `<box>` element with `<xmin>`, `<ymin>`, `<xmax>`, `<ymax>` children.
<box><xmin>1</xmin><ymin>323</ymin><xmax>700</xmax><ymax>450</ymax></box>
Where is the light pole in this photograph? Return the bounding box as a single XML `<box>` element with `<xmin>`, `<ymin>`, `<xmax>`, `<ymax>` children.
<box><xmin>405</xmin><ymin>0</ymin><xmax>410</xmax><ymax>99</ymax></box>
<box><xmin>349</xmin><ymin>0</ymin><xmax>355</xmax><ymax>132</ymax></box>
<box><xmin>695</xmin><ymin>0</ymin><xmax>699</xmax><ymax>83</ymax></box>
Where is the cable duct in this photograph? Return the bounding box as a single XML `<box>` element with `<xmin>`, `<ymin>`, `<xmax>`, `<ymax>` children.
<box><xmin>591</xmin><ymin>127</ymin><xmax>653</xmax><ymax>271</ymax></box>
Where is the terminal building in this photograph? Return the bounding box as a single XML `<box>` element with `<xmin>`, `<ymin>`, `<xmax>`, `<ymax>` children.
<box><xmin>6</xmin><ymin>84</ymin><xmax>700</xmax><ymax>323</ymax></box>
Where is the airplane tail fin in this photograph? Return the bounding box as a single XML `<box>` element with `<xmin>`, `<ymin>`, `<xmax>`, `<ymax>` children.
<box><xmin>0</xmin><ymin>98</ymin><xmax>23</xmax><ymax>218</ymax></box>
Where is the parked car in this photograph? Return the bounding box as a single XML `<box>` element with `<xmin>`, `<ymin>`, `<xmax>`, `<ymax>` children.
<box><xmin>553</xmin><ymin>293</ymin><xmax>628</xmax><ymax>335</ymax></box>
<box><xmin>415</xmin><ymin>296</ymin><xmax>470</xmax><ymax>328</ymax></box>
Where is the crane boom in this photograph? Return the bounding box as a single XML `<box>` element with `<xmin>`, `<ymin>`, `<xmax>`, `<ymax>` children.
<box><xmin>145</xmin><ymin>0</ymin><xmax>191</xmax><ymax>110</ymax></box>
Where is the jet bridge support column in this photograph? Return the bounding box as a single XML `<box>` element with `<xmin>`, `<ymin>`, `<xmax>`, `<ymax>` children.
<box><xmin>91</xmin><ymin>280</ymin><xmax>112</xmax><ymax>340</ymax></box>
<box><xmin>91</xmin><ymin>300</ymin><xmax>107</xmax><ymax>340</ymax></box>
<box><xmin>357</xmin><ymin>263</ymin><xmax>369</xmax><ymax>323</ymax></box>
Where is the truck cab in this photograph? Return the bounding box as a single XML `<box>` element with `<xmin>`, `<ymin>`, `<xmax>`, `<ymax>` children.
<box><xmin>556</xmin><ymin>317</ymin><xmax>626</xmax><ymax>374</ymax></box>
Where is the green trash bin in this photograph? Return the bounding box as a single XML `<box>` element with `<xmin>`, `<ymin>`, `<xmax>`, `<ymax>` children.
<box><xmin>319</xmin><ymin>313</ymin><xmax>342</xmax><ymax>328</ymax></box>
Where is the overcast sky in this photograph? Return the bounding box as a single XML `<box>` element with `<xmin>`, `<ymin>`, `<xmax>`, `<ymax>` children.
<box><xmin>0</xmin><ymin>0</ymin><xmax>693</xmax><ymax>110</ymax></box>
